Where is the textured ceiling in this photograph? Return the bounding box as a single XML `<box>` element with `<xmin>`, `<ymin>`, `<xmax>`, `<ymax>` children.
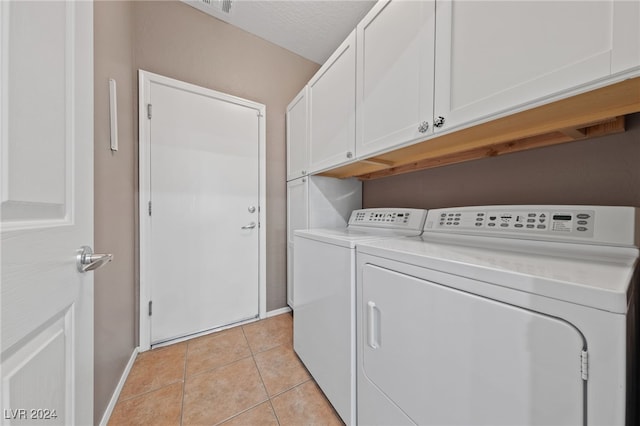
<box><xmin>183</xmin><ymin>0</ymin><xmax>376</xmax><ymax>64</ymax></box>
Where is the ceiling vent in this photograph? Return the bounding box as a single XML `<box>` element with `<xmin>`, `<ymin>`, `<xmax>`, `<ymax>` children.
<box><xmin>197</xmin><ymin>0</ymin><xmax>232</xmax><ymax>14</ymax></box>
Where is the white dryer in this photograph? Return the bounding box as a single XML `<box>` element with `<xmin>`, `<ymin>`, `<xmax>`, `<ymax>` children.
<box><xmin>293</xmin><ymin>208</ymin><xmax>428</xmax><ymax>425</ymax></box>
<box><xmin>356</xmin><ymin>205</ymin><xmax>639</xmax><ymax>426</ymax></box>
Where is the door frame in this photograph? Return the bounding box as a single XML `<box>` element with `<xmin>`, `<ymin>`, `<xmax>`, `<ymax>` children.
<box><xmin>137</xmin><ymin>70</ymin><xmax>266</xmax><ymax>351</ymax></box>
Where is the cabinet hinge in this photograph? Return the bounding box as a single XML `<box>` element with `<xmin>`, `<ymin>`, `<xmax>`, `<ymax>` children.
<box><xmin>581</xmin><ymin>350</ymin><xmax>588</xmax><ymax>381</ymax></box>
<box><xmin>148</xmin><ymin>300</ymin><xmax>153</xmax><ymax>316</ymax></box>
<box><xmin>147</xmin><ymin>103</ymin><xmax>153</xmax><ymax>119</ymax></box>
<box><xmin>148</xmin><ymin>201</ymin><xmax>152</xmax><ymax>216</ymax></box>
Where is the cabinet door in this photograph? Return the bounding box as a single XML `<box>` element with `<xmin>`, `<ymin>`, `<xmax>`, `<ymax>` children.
<box><xmin>308</xmin><ymin>30</ymin><xmax>356</xmax><ymax>174</ymax></box>
<box><xmin>356</xmin><ymin>0</ymin><xmax>435</xmax><ymax>158</ymax></box>
<box><xmin>286</xmin><ymin>177</ymin><xmax>308</xmax><ymax>307</ymax></box>
<box><xmin>434</xmin><ymin>0</ymin><xmax>639</xmax><ymax>133</ymax></box>
<box><xmin>612</xmin><ymin>0</ymin><xmax>640</xmax><ymax>74</ymax></box>
<box><xmin>286</xmin><ymin>87</ymin><xmax>308</xmax><ymax>181</ymax></box>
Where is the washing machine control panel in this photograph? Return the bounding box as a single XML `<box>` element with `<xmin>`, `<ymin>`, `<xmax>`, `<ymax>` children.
<box><xmin>424</xmin><ymin>205</ymin><xmax>639</xmax><ymax>246</ymax></box>
<box><xmin>349</xmin><ymin>208</ymin><xmax>427</xmax><ymax>230</ymax></box>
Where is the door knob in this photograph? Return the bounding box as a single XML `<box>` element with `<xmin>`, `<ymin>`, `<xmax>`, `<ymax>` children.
<box><xmin>241</xmin><ymin>222</ymin><xmax>257</xmax><ymax>230</ymax></box>
<box><xmin>77</xmin><ymin>246</ymin><xmax>113</xmax><ymax>272</ymax></box>
<box><xmin>248</xmin><ymin>206</ymin><xmax>256</xmax><ymax>213</ymax></box>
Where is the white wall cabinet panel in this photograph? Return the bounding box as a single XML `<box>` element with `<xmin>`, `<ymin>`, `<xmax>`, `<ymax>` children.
<box><xmin>434</xmin><ymin>0</ymin><xmax>638</xmax><ymax>134</ymax></box>
<box><xmin>286</xmin><ymin>177</ymin><xmax>308</xmax><ymax>307</ymax></box>
<box><xmin>308</xmin><ymin>30</ymin><xmax>356</xmax><ymax>174</ymax></box>
<box><xmin>355</xmin><ymin>0</ymin><xmax>436</xmax><ymax>158</ymax></box>
<box><xmin>286</xmin><ymin>87</ymin><xmax>309</xmax><ymax>181</ymax></box>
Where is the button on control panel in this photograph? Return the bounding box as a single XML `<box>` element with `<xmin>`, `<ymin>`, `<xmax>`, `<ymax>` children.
<box><xmin>435</xmin><ymin>209</ymin><xmax>595</xmax><ymax>238</ymax></box>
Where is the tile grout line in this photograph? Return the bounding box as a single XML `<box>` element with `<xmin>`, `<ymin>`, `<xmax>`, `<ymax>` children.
<box><xmin>180</xmin><ymin>342</ymin><xmax>189</xmax><ymax>426</ymax></box>
<box><xmin>116</xmin><ymin>379</ymin><xmax>184</xmax><ymax>404</ymax></box>
<box><xmin>268</xmin><ymin>399</ymin><xmax>282</xmax><ymax>426</ymax></box>
<box><xmin>210</xmin><ymin>327</ymin><xmax>270</xmax><ymax>425</ymax></box>
<box><xmin>185</xmin><ymin>353</ymin><xmax>254</xmax><ymax>380</ymax></box>
<box><xmin>242</xmin><ymin>321</ymin><xmax>285</xmax><ymax>425</ymax></box>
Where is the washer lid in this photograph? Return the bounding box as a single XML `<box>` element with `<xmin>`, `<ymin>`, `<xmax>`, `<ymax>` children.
<box><xmin>357</xmin><ymin>236</ymin><xmax>638</xmax><ymax>314</ymax></box>
<box><xmin>294</xmin><ymin>227</ymin><xmax>414</xmax><ymax>248</ymax></box>
<box><xmin>293</xmin><ymin>208</ymin><xmax>428</xmax><ymax>248</ymax></box>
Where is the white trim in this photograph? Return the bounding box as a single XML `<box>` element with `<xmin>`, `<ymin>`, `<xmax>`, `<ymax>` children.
<box><xmin>151</xmin><ymin>316</ymin><xmax>260</xmax><ymax>349</ymax></box>
<box><xmin>98</xmin><ymin>347</ymin><xmax>139</xmax><ymax>426</ymax></box>
<box><xmin>138</xmin><ymin>70</ymin><xmax>267</xmax><ymax>352</ymax></box>
<box><xmin>267</xmin><ymin>306</ymin><xmax>292</xmax><ymax>318</ymax></box>
<box><xmin>149</xmin><ymin>306</ymin><xmax>292</xmax><ymax>350</ymax></box>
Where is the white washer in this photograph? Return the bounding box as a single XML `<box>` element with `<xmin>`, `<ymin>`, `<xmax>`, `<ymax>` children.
<box><xmin>293</xmin><ymin>208</ymin><xmax>428</xmax><ymax>425</ymax></box>
<box><xmin>356</xmin><ymin>205</ymin><xmax>640</xmax><ymax>426</ymax></box>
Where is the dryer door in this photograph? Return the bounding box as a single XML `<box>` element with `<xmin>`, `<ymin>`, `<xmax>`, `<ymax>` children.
<box><xmin>359</xmin><ymin>264</ymin><xmax>585</xmax><ymax>426</ymax></box>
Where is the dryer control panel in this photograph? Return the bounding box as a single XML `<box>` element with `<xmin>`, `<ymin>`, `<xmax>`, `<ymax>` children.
<box><xmin>424</xmin><ymin>205</ymin><xmax>639</xmax><ymax>247</ymax></box>
<box><xmin>434</xmin><ymin>208</ymin><xmax>594</xmax><ymax>237</ymax></box>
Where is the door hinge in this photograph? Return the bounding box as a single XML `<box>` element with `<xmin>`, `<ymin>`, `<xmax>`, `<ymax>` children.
<box><xmin>147</xmin><ymin>103</ymin><xmax>152</xmax><ymax>119</ymax></box>
<box><xmin>148</xmin><ymin>201</ymin><xmax>152</xmax><ymax>216</ymax></box>
<box><xmin>148</xmin><ymin>300</ymin><xmax>153</xmax><ymax>316</ymax></box>
<box><xmin>581</xmin><ymin>350</ymin><xmax>588</xmax><ymax>381</ymax></box>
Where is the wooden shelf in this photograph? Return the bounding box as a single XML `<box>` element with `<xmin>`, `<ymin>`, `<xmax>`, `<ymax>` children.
<box><xmin>319</xmin><ymin>77</ymin><xmax>640</xmax><ymax>180</ymax></box>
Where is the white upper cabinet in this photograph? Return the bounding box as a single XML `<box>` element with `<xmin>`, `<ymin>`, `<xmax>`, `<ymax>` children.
<box><xmin>355</xmin><ymin>0</ymin><xmax>436</xmax><ymax>158</ymax></box>
<box><xmin>433</xmin><ymin>0</ymin><xmax>640</xmax><ymax>134</ymax></box>
<box><xmin>308</xmin><ymin>30</ymin><xmax>357</xmax><ymax>174</ymax></box>
<box><xmin>611</xmin><ymin>0</ymin><xmax>640</xmax><ymax>74</ymax></box>
<box><xmin>286</xmin><ymin>87</ymin><xmax>309</xmax><ymax>181</ymax></box>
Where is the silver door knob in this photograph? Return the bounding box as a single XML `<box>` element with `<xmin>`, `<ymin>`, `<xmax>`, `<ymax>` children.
<box><xmin>248</xmin><ymin>206</ymin><xmax>256</xmax><ymax>213</ymax></box>
<box><xmin>241</xmin><ymin>222</ymin><xmax>257</xmax><ymax>229</ymax></box>
<box><xmin>77</xmin><ymin>246</ymin><xmax>113</xmax><ymax>272</ymax></box>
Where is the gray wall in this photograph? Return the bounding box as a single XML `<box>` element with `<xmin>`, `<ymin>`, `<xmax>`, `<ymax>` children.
<box><xmin>94</xmin><ymin>1</ymin><xmax>136</xmax><ymax>424</ymax></box>
<box><xmin>93</xmin><ymin>1</ymin><xmax>319</xmax><ymax>422</ymax></box>
<box><xmin>364</xmin><ymin>113</ymin><xmax>640</xmax><ymax>209</ymax></box>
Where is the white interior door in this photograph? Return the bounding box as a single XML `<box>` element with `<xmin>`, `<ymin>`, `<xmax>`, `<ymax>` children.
<box><xmin>140</xmin><ymin>72</ymin><xmax>265</xmax><ymax>346</ymax></box>
<box><xmin>1</xmin><ymin>1</ymin><xmax>94</xmax><ymax>425</ymax></box>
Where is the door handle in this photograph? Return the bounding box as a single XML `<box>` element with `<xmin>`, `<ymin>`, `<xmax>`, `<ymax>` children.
<box><xmin>241</xmin><ymin>222</ymin><xmax>256</xmax><ymax>230</ymax></box>
<box><xmin>367</xmin><ymin>301</ymin><xmax>380</xmax><ymax>349</ymax></box>
<box><xmin>77</xmin><ymin>246</ymin><xmax>113</xmax><ymax>272</ymax></box>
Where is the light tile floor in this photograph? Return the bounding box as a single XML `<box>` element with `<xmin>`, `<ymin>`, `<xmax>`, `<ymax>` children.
<box><xmin>108</xmin><ymin>313</ymin><xmax>344</xmax><ymax>425</ymax></box>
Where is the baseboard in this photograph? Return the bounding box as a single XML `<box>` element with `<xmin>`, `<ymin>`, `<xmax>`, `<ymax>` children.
<box><xmin>266</xmin><ymin>306</ymin><xmax>292</xmax><ymax>317</ymax></box>
<box><xmin>99</xmin><ymin>346</ymin><xmax>139</xmax><ymax>426</ymax></box>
